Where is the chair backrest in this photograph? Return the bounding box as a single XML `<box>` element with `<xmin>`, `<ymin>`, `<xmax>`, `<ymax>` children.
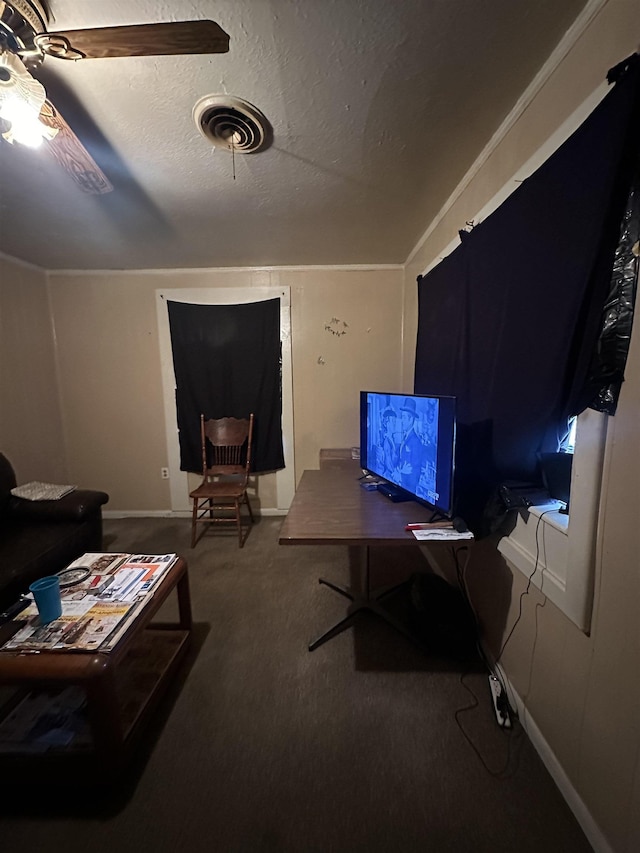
<box><xmin>200</xmin><ymin>413</ymin><xmax>254</xmax><ymax>478</ymax></box>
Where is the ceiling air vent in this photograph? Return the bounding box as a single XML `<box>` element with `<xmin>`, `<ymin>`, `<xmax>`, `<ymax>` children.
<box><xmin>193</xmin><ymin>94</ymin><xmax>271</xmax><ymax>154</ymax></box>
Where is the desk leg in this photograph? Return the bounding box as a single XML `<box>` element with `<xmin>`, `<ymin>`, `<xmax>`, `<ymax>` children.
<box><xmin>318</xmin><ymin>577</ymin><xmax>354</xmax><ymax>601</ymax></box>
<box><xmin>310</xmin><ymin>546</ymin><xmax>425</xmax><ymax>653</ymax></box>
<box><xmin>309</xmin><ymin>609</ymin><xmax>360</xmax><ymax>651</ymax></box>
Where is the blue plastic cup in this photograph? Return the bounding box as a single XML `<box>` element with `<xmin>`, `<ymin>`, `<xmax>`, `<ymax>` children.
<box><xmin>29</xmin><ymin>576</ymin><xmax>62</xmax><ymax>624</ymax></box>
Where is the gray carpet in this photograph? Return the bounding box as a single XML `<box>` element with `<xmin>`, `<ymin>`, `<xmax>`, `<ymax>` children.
<box><xmin>0</xmin><ymin>516</ymin><xmax>593</xmax><ymax>853</ymax></box>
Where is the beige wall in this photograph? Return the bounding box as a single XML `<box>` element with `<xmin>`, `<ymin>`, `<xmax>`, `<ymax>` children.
<box><xmin>402</xmin><ymin>3</ymin><xmax>640</xmax><ymax>851</ymax></box>
<box><xmin>280</xmin><ymin>268</ymin><xmax>405</xmax><ymax>474</ymax></box>
<box><xmin>46</xmin><ymin>267</ymin><xmax>403</xmax><ymax>511</ymax></box>
<box><xmin>0</xmin><ymin>254</ymin><xmax>67</xmax><ymax>482</ymax></box>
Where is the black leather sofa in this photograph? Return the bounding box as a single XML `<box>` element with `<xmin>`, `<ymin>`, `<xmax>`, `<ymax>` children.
<box><xmin>0</xmin><ymin>453</ymin><xmax>109</xmax><ymax>609</ymax></box>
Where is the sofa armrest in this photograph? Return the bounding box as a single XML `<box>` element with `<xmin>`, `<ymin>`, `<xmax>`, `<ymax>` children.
<box><xmin>8</xmin><ymin>489</ymin><xmax>109</xmax><ymax>523</ymax></box>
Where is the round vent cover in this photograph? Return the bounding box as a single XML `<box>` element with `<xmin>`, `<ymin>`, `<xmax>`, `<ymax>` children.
<box><xmin>193</xmin><ymin>94</ymin><xmax>271</xmax><ymax>154</ymax></box>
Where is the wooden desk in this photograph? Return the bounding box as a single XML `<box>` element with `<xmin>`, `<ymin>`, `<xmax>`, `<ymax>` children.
<box><xmin>279</xmin><ymin>461</ymin><xmax>464</xmax><ymax>651</ymax></box>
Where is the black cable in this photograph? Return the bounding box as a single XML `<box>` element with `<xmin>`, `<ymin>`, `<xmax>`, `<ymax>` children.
<box><xmin>452</xmin><ymin>543</ymin><xmax>513</xmax><ymax>719</ymax></box>
<box><xmin>453</xmin><ymin>510</ymin><xmax>555</xmax><ymax>776</ymax></box>
<box><xmin>451</xmin><ymin>544</ymin><xmax>525</xmax><ymax>775</ymax></box>
<box><xmin>454</xmin><ymin>672</ymin><xmax>526</xmax><ymax>778</ymax></box>
<box><xmin>452</xmin><ymin>544</ymin><xmax>493</xmax><ymax>675</ymax></box>
<box><xmin>496</xmin><ymin>508</ymin><xmax>553</xmax><ymax>666</ymax></box>
<box><xmin>488</xmin><ymin>509</ymin><xmax>551</xmax><ymax>718</ymax></box>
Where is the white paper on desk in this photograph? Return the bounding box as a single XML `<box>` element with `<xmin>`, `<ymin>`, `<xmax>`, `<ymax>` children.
<box><xmin>412</xmin><ymin>529</ymin><xmax>474</xmax><ymax>541</ymax></box>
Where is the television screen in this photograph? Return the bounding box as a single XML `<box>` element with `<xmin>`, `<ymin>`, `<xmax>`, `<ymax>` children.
<box><xmin>360</xmin><ymin>391</ymin><xmax>457</xmax><ymax>516</ymax></box>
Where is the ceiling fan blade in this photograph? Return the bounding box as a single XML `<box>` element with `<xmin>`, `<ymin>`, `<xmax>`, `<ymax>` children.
<box><xmin>39</xmin><ymin>100</ymin><xmax>113</xmax><ymax>194</ymax></box>
<box><xmin>34</xmin><ymin>20</ymin><xmax>230</xmax><ymax>60</ymax></box>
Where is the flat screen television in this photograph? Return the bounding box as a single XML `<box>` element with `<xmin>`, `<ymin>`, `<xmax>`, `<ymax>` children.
<box><xmin>360</xmin><ymin>391</ymin><xmax>457</xmax><ymax>517</ymax></box>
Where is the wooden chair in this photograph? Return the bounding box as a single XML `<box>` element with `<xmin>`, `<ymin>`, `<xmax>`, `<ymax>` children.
<box><xmin>189</xmin><ymin>413</ymin><xmax>255</xmax><ymax>548</ymax></box>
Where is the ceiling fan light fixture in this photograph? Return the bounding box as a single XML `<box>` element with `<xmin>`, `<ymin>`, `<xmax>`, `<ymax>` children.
<box><xmin>1</xmin><ymin>106</ymin><xmax>54</xmax><ymax>146</ymax></box>
<box><xmin>0</xmin><ymin>45</ymin><xmax>53</xmax><ymax>146</ymax></box>
<box><xmin>193</xmin><ymin>94</ymin><xmax>272</xmax><ymax>154</ymax></box>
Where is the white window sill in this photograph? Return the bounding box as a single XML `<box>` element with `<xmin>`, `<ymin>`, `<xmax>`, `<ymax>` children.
<box><xmin>531</xmin><ymin>504</ymin><xmax>568</xmax><ymax>533</ymax></box>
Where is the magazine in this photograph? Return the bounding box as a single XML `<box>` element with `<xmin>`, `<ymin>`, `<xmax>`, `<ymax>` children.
<box><xmin>0</xmin><ymin>686</ymin><xmax>91</xmax><ymax>753</ymax></box>
<box><xmin>0</xmin><ymin>553</ymin><xmax>178</xmax><ymax>654</ymax></box>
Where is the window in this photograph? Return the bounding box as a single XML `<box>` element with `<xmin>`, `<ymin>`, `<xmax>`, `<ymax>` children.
<box><xmin>562</xmin><ymin>416</ymin><xmax>577</xmax><ymax>454</ymax></box>
<box><xmin>497</xmin><ymin>408</ymin><xmax>607</xmax><ymax>632</ymax></box>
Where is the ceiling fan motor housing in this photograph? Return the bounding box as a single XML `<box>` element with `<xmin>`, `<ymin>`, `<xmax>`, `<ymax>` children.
<box><xmin>0</xmin><ymin>1</ymin><xmax>48</xmax><ymax>63</ymax></box>
<box><xmin>194</xmin><ymin>94</ymin><xmax>271</xmax><ymax>154</ymax></box>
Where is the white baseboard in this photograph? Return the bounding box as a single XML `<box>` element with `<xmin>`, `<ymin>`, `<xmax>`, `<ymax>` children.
<box><xmin>103</xmin><ymin>510</ymin><xmax>174</xmax><ymax>519</ymax></box>
<box><xmin>102</xmin><ymin>508</ymin><xmax>288</xmax><ymax>519</ymax></box>
<box><xmin>505</xmin><ymin>677</ymin><xmax>613</xmax><ymax>853</ymax></box>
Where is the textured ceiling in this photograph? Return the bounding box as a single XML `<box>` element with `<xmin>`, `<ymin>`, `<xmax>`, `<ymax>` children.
<box><xmin>0</xmin><ymin>0</ymin><xmax>590</xmax><ymax>271</ymax></box>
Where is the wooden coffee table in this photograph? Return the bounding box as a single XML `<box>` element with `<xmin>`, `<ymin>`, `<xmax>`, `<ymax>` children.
<box><xmin>0</xmin><ymin>555</ymin><xmax>192</xmax><ymax>782</ymax></box>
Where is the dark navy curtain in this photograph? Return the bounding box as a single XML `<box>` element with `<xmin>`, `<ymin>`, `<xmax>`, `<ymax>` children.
<box><xmin>414</xmin><ymin>56</ymin><xmax>640</xmax><ymax>532</ymax></box>
<box><xmin>167</xmin><ymin>298</ymin><xmax>285</xmax><ymax>474</ymax></box>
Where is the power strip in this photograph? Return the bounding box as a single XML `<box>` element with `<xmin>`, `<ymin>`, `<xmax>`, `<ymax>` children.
<box><xmin>489</xmin><ymin>675</ymin><xmax>512</xmax><ymax>728</ymax></box>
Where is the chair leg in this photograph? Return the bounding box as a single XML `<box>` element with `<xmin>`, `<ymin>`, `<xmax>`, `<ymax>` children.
<box><xmin>192</xmin><ymin>495</ymin><xmax>251</xmax><ymax>549</ymax></box>
<box><xmin>191</xmin><ymin>498</ymin><xmax>198</xmax><ymax>548</ymax></box>
<box><xmin>235</xmin><ymin>499</ymin><xmax>244</xmax><ymax>547</ymax></box>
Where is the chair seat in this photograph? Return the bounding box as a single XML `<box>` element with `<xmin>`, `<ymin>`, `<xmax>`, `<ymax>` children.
<box><xmin>189</xmin><ymin>479</ymin><xmax>246</xmax><ymax>500</ymax></box>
